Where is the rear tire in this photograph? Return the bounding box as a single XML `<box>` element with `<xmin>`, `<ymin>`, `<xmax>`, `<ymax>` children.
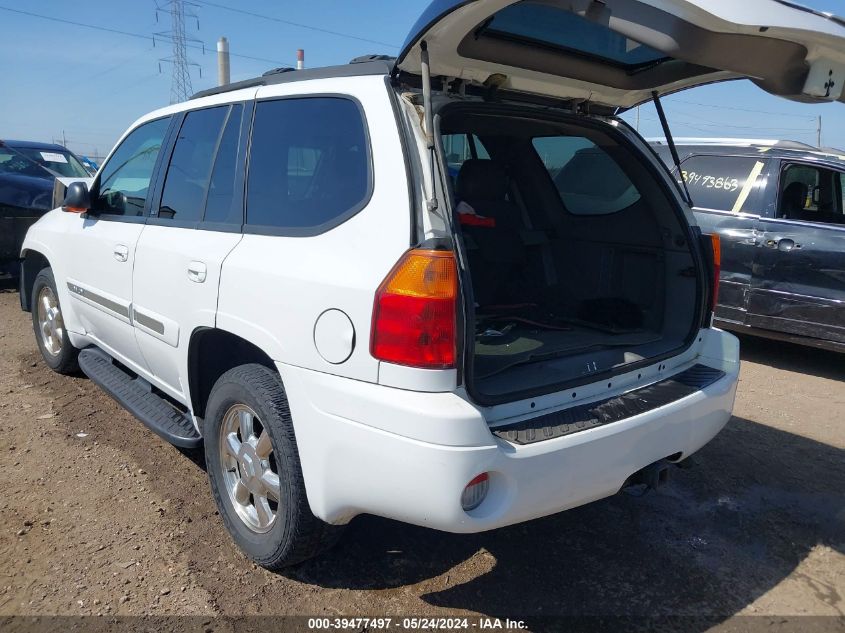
<box><xmin>31</xmin><ymin>267</ymin><xmax>79</xmax><ymax>375</ymax></box>
<box><xmin>204</xmin><ymin>363</ymin><xmax>343</xmax><ymax>569</ymax></box>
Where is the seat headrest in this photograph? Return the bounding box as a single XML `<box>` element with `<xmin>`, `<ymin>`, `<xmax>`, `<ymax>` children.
<box><xmin>456</xmin><ymin>159</ymin><xmax>508</xmax><ymax>202</ymax></box>
<box><xmin>780</xmin><ymin>181</ymin><xmax>807</xmax><ymax>218</ymax></box>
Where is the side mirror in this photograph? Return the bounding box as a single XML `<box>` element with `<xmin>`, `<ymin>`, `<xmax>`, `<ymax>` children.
<box><xmin>62</xmin><ymin>181</ymin><xmax>91</xmax><ymax>214</ymax></box>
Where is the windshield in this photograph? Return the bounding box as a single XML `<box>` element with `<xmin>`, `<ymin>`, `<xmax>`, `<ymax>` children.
<box><xmin>8</xmin><ymin>147</ymin><xmax>90</xmax><ymax>178</ymax></box>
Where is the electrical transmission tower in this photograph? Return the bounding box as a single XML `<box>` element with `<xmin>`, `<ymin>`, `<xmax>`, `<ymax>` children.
<box><xmin>156</xmin><ymin>0</ymin><xmax>203</xmax><ymax>104</ymax></box>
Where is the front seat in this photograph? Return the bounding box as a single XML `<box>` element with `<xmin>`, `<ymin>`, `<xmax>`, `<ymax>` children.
<box><xmin>780</xmin><ymin>181</ymin><xmax>807</xmax><ymax>219</ymax></box>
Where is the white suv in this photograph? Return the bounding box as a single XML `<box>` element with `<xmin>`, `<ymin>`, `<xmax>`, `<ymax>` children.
<box><xmin>20</xmin><ymin>0</ymin><xmax>845</xmax><ymax>569</ymax></box>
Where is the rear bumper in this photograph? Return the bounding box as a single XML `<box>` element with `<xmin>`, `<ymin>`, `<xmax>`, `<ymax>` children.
<box><xmin>279</xmin><ymin>329</ymin><xmax>739</xmax><ymax>532</ymax></box>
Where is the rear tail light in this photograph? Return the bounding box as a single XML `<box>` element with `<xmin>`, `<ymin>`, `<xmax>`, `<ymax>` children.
<box><xmin>461</xmin><ymin>473</ymin><xmax>490</xmax><ymax>512</ymax></box>
<box><xmin>370</xmin><ymin>249</ymin><xmax>458</xmax><ymax>369</ymax></box>
<box><xmin>709</xmin><ymin>233</ymin><xmax>721</xmax><ymax>311</ymax></box>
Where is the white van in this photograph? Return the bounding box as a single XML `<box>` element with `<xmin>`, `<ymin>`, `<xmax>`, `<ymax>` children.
<box><xmin>20</xmin><ymin>0</ymin><xmax>845</xmax><ymax>568</ymax></box>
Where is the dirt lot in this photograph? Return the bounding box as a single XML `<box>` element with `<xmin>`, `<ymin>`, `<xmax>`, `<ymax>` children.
<box><xmin>0</xmin><ymin>284</ymin><xmax>842</xmax><ymax>628</ymax></box>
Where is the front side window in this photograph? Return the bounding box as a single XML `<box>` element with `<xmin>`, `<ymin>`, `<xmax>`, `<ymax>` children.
<box><xmin>94</xmin><ymin>117</ymin><xmax>171</xmax><ymax>216</ymax></box>
<box><xmin>779</xmin><ymin>163</ymin><xmax>845</xmax><ymax>225</ymax></box>
<box><xmin>246</xmin><ymin>97</ymin><xmax>370</xmax><ymax>233</ymax></box>
<box><xmin>533</xmin><ymin>136</ymin><xmax>641</xmax><ymax>215</ymax></box>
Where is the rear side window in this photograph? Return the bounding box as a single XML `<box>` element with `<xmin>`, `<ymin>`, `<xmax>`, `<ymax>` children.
<box><xmin>159</xmin><ymin>106</ymin><xmax>229</xmax><ymax>223</ymax></box>
<box><xmin>203</xmin><ymin>104</ymin><xmax>245</xmax><ymax>225</ymax></box>
<box><xmin>246</xmin><ymin>97</ymin><xmax>370</xmax><ymax>233</ymax></box>
<box><xmin>680</xmin><ymin>155</ymin><xmax>766</xmax><ymax>213</ymax></box>
<box><xmin>532</xmin><ymin>136</ymin><xmax>641</xmax><ymax>215</ymax></box>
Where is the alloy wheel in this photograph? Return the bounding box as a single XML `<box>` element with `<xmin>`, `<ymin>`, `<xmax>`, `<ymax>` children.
<box><xmin>36</xmin><ymin>286</ymin><xmax>64</xmax><ymax>357</ymax></box>
<box><xmin>218</xmin><ymin>404</ymin><xmax>281</xmax><ymax>533</ymax></box>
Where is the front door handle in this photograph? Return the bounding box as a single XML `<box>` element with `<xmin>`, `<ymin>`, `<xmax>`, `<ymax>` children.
<box><xmin>187</xmin><ymin>261</ymin><xmax>207</xmax><ymax>283</ymax></box>
<box><xmin>113</xmin><ymin>244</ymin><xmax>129</xmax><ymax>262</ymax></box>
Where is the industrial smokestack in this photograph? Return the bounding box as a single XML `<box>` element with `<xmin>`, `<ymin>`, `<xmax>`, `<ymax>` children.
<box><xmin>217</xmin><ymin>37</ymin><xmax>230</xmax><ymax>86</ymax></box>
<box><xmin>297</xmin><ymin>49</ymin><xmax>304</xmax><ymax>70</ymax></box>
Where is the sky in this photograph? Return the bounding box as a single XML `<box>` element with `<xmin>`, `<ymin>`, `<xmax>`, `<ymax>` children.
<box><xmin>1</xmin><ymin>0</ymin><xmax>843</xmax><ymax>161</ymax></box>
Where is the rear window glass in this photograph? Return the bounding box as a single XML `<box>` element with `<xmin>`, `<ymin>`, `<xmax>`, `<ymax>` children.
<box><xmin>203</xmin><ymin>104</ymin><xmax>244</xmax><ymax>225</ymax></box>
<box><xmin>532</xmin><ymin>136</ymin><xmax>641</xmax><ymax>215</ymax></box>
<box><xmin>159</xmin><ymin>106</ymin><xmax>229</xmax><ymax>223</ymax></box>
<box><xmin>246</xmin><ymin>97</ymin><xmax>370</xmax><ymax>233</ymax></box>
<box><xmin>681</xmin><ymin>155</ymin><xmax>766</xmax><ymax>212</ymax></box>
<box><xmin>484</xmin><ymin>3</ymin><xmax>668</xmax><ymax>69</ymax></box>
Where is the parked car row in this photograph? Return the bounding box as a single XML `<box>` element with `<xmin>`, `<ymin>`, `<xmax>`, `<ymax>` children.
<box><xmin>17</xmin><ymin>0</ymin><xmax>845</xmax><ymax>569</ymax></box>
<box><xmin>653</xmin><ymin>139</ymin><xmax>845</xmax><ymax>353</ymax></box>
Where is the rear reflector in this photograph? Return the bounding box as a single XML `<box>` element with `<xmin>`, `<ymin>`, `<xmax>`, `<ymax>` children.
<box><xmin>461</xmin><ymin>473</ymin><xmax>490</xmax><ymax>512</ymax></box>
<box><xmin>371</xmin><ymin>249</ymin><xmax>458</xmax><ymax>369</ymax></box>
<box><xmin>709</xmin><ymin>233</ymin><xmax>721</xmax><ymax>311</ymax></box>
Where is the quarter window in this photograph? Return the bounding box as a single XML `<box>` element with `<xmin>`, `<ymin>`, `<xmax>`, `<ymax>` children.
<box><xmin>246</xmin><ymin>97</ymin><xmax>370</xmax><ymax>232</ymax></box>
<box><xmin>94</xmin><ymin>117</ymin><xmax>171</xmax><ymax>216</ymax></box>
<box><xmin>532</xmin><ymin>136</ymin><xmax>641</xmax><ymax>215</ymax></box>
<box><xmin>158</xmin><ymin>106</ymin><xmax>229</xmax><ymax>223</ymax></box>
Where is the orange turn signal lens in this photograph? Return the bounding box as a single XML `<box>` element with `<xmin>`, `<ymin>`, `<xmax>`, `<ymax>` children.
<box><xmin>380</xmin><ymin>250</ymin><xmax>458</xmax><ymax>299</ymax></box>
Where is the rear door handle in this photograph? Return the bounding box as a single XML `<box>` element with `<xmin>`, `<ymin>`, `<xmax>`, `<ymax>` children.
<box><xmin>187</xmin><ymin>261</ymin><xmax>207</xmax><ymax>283</ymax></box>
<box><xmin>113</xmin><ymin>244</ymin><xmax>129</xmax><ymax>262</ymax></box>
<box><xmin>765</xmin><ymin>238</ymin><xmax>798</xmax><ymax>251</ymax></box>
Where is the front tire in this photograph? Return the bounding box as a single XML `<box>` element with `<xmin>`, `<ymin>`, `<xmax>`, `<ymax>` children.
<box><xmin>204</xmin><ymin>363</ymin><xmax>343</xmax><ymax>569</ymax></box>
<box><xmin>31</xmin><ymin>267</ymin><xmax>79</xmax><ymax>375</ymax></box>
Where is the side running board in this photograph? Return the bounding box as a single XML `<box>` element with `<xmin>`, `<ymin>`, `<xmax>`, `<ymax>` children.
<box><xmin>78</xmin><ymin>347</ymin><xmax>202</xmax><ymax>448</ymax></box>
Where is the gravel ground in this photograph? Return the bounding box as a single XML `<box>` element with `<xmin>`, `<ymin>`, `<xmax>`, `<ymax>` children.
<box><xmin>0</xmin><ymin>284</ymin><xmax>842</xmax><ymax>629</ymax></box>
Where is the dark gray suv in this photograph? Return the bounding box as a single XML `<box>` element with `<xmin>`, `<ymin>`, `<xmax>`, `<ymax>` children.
<box><xmin>653</xmin><ymin>140</ymin><xmax>845</xmax><ymax>353</ymax></box>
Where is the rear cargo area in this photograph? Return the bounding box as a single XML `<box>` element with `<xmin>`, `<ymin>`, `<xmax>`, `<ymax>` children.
<box><xmin>440</xmin><ymin>108</ymin><xmax>701</xmax><ymax>401</ymax></box>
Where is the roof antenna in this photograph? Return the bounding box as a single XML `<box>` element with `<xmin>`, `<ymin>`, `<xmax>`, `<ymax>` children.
<box><xmin>652</xmin><ymin>91</ymin><xmax>693</xmax><ymax>206</ymax></box>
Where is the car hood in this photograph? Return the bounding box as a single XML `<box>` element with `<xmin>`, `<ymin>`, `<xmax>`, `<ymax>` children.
<box><xmin>0</xmin><ymin>172</ymin><xmax>54</xmax><ymax>211</ymax></box>
<box><xmin>395</xmin><ymin>0</ymin><xmax>845</xmax><ymax>109</ymax></box>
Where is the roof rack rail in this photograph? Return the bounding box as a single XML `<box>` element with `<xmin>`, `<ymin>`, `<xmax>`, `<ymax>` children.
<box><xmin>189</xmin><ymin>59</ymin><xmax>395</xmax><ymax>101</ymax></box>
<box><xmin>262</xmin><ymin>67</ymin><xmax>296</xmax><ymax>76</ymax></box>
<box><xmin>349</xmin><ymin>54</ymin><xmax>395</xmax><ymax>64</ymax></box>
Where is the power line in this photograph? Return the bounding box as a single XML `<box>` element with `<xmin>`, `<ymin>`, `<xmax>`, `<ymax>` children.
<box><xmin>635</xmin><ymin>113</ymin><xmax>815</xmax><ymax>141</ymax></box>
<box><xmin>192</xmin><ymin>0</ymin><xmax>401</xmax><ymax>49</ymax></box>
<box><xmin>0</xmin><ymin>5</ymin><xmax>292</xmax><ymax>66</ymax></box>
<box><xmin>665</xmin><ymin>98</ymin><xmax>818</xmax><ymax>120</ymax></box>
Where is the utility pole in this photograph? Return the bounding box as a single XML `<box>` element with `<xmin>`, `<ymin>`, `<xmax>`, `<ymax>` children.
<box><xmin>817</xmin><ymin>115</ymin><xmax>822</xmax><ymax>148</ymax></box>
<box><xmin>217</xmin><ymin>37</ymin><xmax>230</xmax><ymax>86</ymax></box>
<box><xmin>156</xmin><ymin>0</ymin><xmax>203</xmax><ymax>104</ymax></box>
<box><xmin>636</xmin><ymin>106</ymin><xmax>640</xmax><ymax>133</ymax></box>
<box><xmin>61</xmin><ymin>130</ymin><xmax>67</xmax><ymax>148</ymax></box>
